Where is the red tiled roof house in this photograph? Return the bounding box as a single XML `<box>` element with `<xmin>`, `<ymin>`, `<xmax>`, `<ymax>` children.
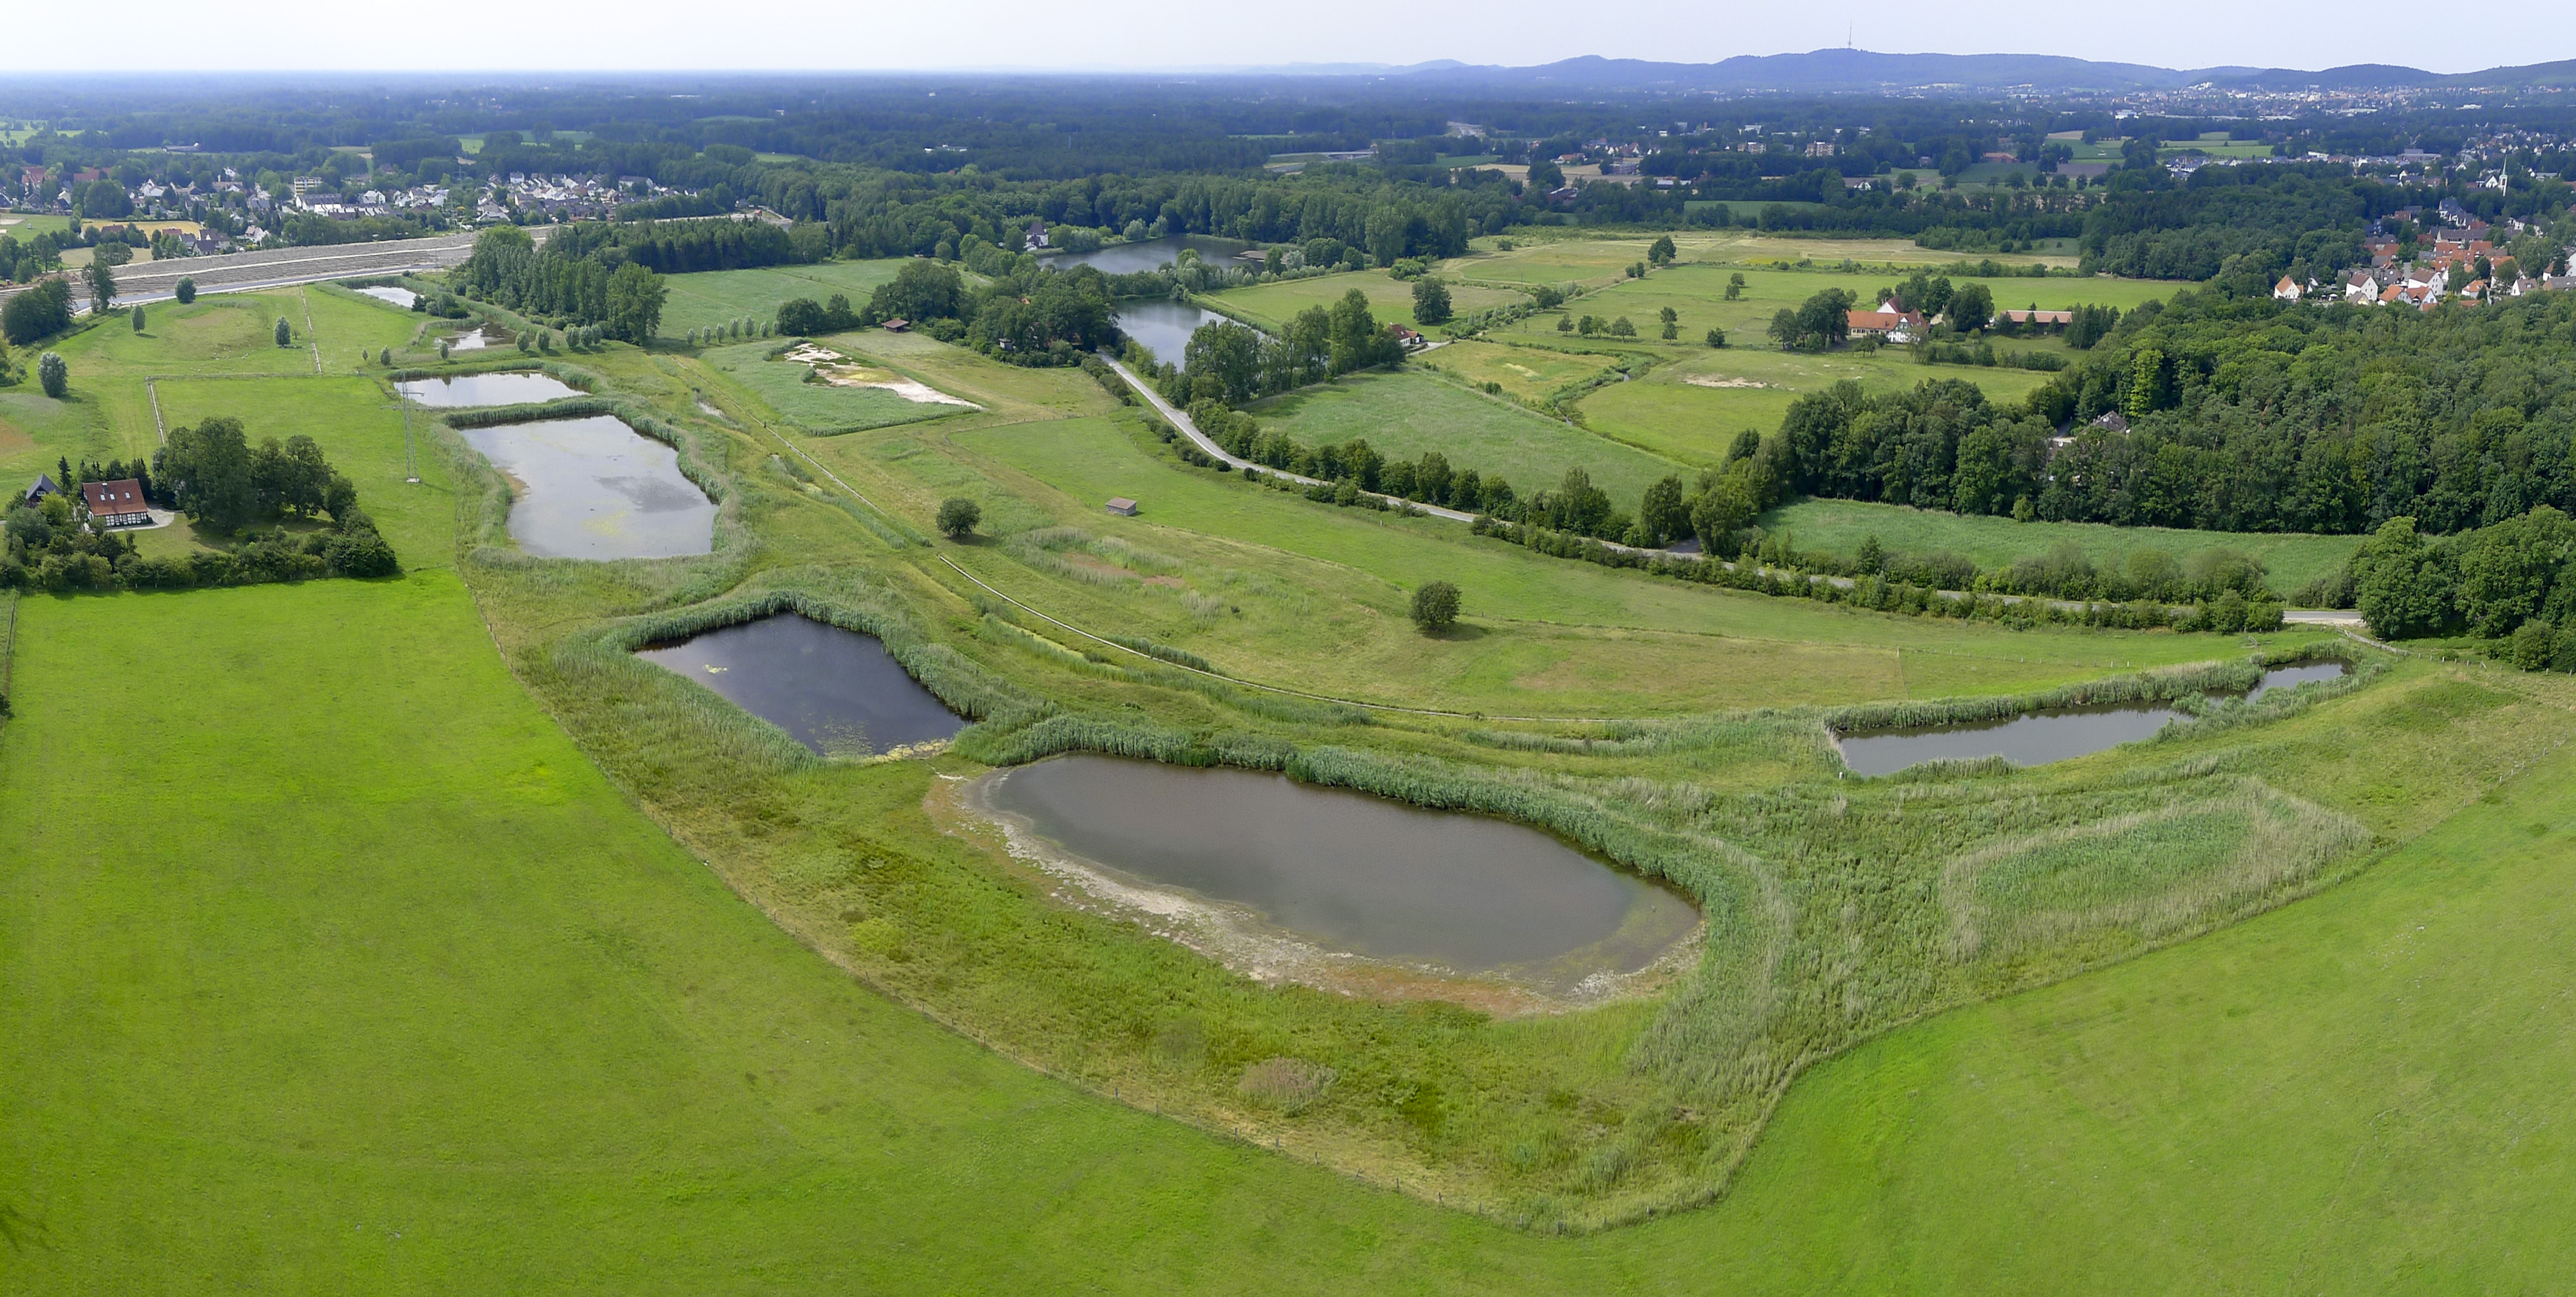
<box><xmin>81</xmin><ymin>478</ymin><xmax>153</xmax><ymax>528</ymax></box>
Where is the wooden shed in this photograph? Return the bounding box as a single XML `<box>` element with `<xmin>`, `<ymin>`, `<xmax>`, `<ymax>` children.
<box><xmin>1105</xmin><ymin>498</ymin><xmax>1138</xmax><ymax>517</ymax></box>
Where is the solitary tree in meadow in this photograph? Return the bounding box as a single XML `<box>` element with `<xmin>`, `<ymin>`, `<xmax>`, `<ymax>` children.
<box><xmin>1410</xmin><ymin>581</ymin><xmax>1461</xmax><ymax>633</ymax></box>
<box><xmin>130</xmin><ymin>305</ymin><xmax>145</xmax><ymax>333</ymax></box>
<box><xmin>174</xmin><ymin>276</ymin><xmax>196</xmax><ymax>305</ymax></box>
<box><xmin>37</xmin><ymin>351</ymin><xmax>67</xmax><ymax>398</ymax></box>
<box><xmin>84</xmin><ymin>259</ymin><xmax>117</xmax><ymax>314</ymax></box>
<box><xmin>275</xmin><ymin>316</ymin><xmax>292</xmax><ymax>347</ymax></box>
<box><xmin>936</xmin><ymin>497</ymin><xmax>982</xmax><ymax>539</ymax></box>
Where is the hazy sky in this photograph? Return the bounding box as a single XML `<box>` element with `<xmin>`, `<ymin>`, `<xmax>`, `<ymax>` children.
<box><xmin>9</xmin><ymin>0</ymin><xmax>2571</xmax><ymax>76</ymax></box>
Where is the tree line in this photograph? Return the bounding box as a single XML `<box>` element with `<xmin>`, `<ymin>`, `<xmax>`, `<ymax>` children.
<box><xmin>451</xmin><ymin>227</ymin><xmax>668</xmax><ymax>341</ymax></box>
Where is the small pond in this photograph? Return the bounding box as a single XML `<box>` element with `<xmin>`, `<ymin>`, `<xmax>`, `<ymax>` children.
<box><xmin>1043</xmin><ymin>234</ymin><xmax>1253</xmax><ymax>275</ymax></box>
<box><xmin>446</xmin><ymin>327</ymin><xmax>494</xmax><ymax>351</ymax></box>
<box><xmin>1835</xmin><ymin>661</ymin><xmax>2351</xmax><ymax>776</ymax></box>
<box><xmin>396</xmin><ymin>372</ymin><xmax>583</xmax><ymax>407</ymax></box>
<box><xmin>638</xmin><ymin>615</ymin><xmax>963</xmax><ymax>757</ymax></box>
<box><xmin>1113</xmin><ymin>300</ymin><xmax>1234</xmax><ymax>368</ymax></box>
<box><xmin>352</xmin><ymin>285</ymin><xmax>417</xmax><ymax>308</ymax></box>
<box><xmin>456</xmin><ymin>414</ymin><xmax>715</xmax><ymax>560</ymax></box>
<box><xmin>982</xmin><ymin>755</ymin><xmax>1699</xmax><ymax>979</ymax></box>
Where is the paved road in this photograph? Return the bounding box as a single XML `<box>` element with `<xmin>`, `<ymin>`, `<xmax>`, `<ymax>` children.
<box><xmin>1</xmin><ymin>228</ymin><xmax>534</xmax><ymax>310</ymax></box>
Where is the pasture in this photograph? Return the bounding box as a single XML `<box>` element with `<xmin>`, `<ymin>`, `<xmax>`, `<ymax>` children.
<box><xmin>1205</xmin><ymin>269</ymin><xmax>1525</xmax><ymax>333</ymax></box>
<box><xmin>657</xmin><ymin>258</ymin><xmax>911</xmax><ymax>336</ymax></box>
<box><xmin>1758</xmin><ymin>497</ymin><xmax>2365</xmax><ymax>597</ymax></box>
<box><xmin>1245</xmin><ymin>367</ymin><xmax>1687</xmax><ymax>503</ymax></box>
<box><xmin>1575</xmin><ymin>342</ymin><xmax>2061</xmax><ymax>465</ymax></box>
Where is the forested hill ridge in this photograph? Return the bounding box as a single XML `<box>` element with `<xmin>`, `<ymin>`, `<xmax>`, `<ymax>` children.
<box><xmin>1329</xmin><ymin>52</ymin><xmax>2576</xmax><ymax>94</ymax></box>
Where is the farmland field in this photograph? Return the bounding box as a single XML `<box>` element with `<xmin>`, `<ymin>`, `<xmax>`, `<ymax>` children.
<box><xmin>1205</xmin><ymin>268</ymin><xmax>1526</xmax><ymax>332</ymax></box>
<box><xmin>1574</xmin><ymin>342</ymin><xmax>2060</xmax><ymax>464</ymax></box>
<box><xmin>657</xmin><ymin>258</ymin><xmax>911</xmax><ymax>336</ymax></box>
<box><xmin>1759</xmin><ymin>497</ymin><xmax>2366</xmax><ymax>596</ymax></box>
<box><xmin>1244</xmin><ymin>367</ymin><xmax>1687</xmax><ymax>503</ymax></box>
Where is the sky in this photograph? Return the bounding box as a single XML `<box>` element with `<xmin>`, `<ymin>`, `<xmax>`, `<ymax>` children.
<box><xmin>5</xmin><ymin>0</ymin><xmax>2571</xmax><ymax>76</ymax></box>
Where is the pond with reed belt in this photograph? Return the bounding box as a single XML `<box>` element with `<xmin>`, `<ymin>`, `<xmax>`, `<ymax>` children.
<box><xmin>457</xmin><ymin>414</ymin><xmax>714</xmax><ymax>559</ymax></box>
<box><xmin>1834</xmin><ymin>661</ymin><xmax>2351</xmax><ymax>776</ymax></box>
<box><xmin>396</xmin><ymin>372</ymin><xmax>583</xmax><ymax>407</ymax></box>
<box><xmin>978</xmin><ymin>756</ymin><xmax>1698</xmax><ymax>991</ymax></box>
<box><xmin>637</xmin><ymin>615</ymin><xmax>963</xmax><ymax>757</ymax></box>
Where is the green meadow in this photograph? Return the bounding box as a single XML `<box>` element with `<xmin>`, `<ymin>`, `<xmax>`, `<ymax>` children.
<box><xmin>8</xmin><ymin>232</ymin><xmax>2573</xmax><ymax>1288</ymax></box>
<box><xmin>1759</xmin><ymin>496</ymin><xmax>2366</xmax><ymax>596</ymax></box>
<box><xmin>657</xmin><ymin>258</ymin><xmax>910</xmax><ymax>336</ymax></box>
<box><xmin>1207</xmin><ymin>267</ymin><xmax>1526</xmax><ymax>333</ymax></box>
<box><xmin>1245</xmin><ymin>367</ymin><xmax>1688</xmax><ymax>504</ymax></box>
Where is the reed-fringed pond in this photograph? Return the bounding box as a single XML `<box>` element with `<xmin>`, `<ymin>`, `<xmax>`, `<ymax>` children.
<box><xmin>638</xmin><ymin>615</ymin><xmax>964</xmax><ymax>757</ymax></box>
<box><xmin>397</xmin><ymin>372</ymin><xmax>583</xmax><ymax>407</ymax></box>
<box><xmin>1836</xmin><ymin>661</ymin><xmax>2352</xmax><ymax>775</ymax></box>
<box><xmin>981</xmin><ymin>755</ymin><xmax>1698</xmax><ymax>979</ymax></box>
<box><xmin>457</xmin><ymin>414</ymin><xmax>714</xmax><ymax>559</ymax></box>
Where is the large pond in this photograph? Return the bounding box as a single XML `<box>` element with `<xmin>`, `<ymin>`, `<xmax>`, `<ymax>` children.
<box><xmin>1835</xmin><ymin>661</ymin><xmax>2351</xmax><ymax>776</ymax></box>
<box><xmin>456</xmin><ymin>414</ymin><xmax>716</xmax><ymax>560</ymax></box>
<box><xmin>637</xmin><ymin>615</ymin><xmax>963</xmax><ymax>757</ymax></box>
<box><xmin>1043</xmin><ymin>234</ymin><xmax>1253</xmax><ymax>275</ymax></box>
<box><xmin>352</xmin><ymin>285</ymin><xmax>416</xmax><ymax>308</ymax></box>
<box><xmin>1113</xmin><ymin>300</ymin><xmax>1234</xmax><ymax>368</ymax></box>
<box><xmin>982</xmin><ymin>755</ymin><xmax>1699</xmax><ymax>979</ymax></box>
<box><xmin>397</xmin><ymin>372</ymin><xmax>584</xmax><ymax>407</ymax></box>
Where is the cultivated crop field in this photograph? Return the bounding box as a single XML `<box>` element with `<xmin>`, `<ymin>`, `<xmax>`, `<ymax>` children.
<box><xmin>11</xmin><ymin>215</ymin><xmax>2576</xmax><ymax>1291</ymax></box>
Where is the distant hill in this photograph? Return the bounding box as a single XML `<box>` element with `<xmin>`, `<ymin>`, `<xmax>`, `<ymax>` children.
<box><xmin>1229</xmin><ymin>50</ymin><xmax>2576</xmax><ymax>95</ymax></box>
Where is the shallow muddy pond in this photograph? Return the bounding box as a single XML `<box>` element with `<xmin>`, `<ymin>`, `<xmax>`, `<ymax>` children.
<box><xmin>1113</xmin><ymin>300</ymin><xmax>1234</xmax><ymax>368</ymax></box>
<box><xmin>981</xmin><ymin>756</ymin><xmax>1698</xmax><ymax>982</ymax></box>
<box><xmin>456</xmin><ymin>414</ymin><xmax>714</xmax><ymax>559</ymax></box>
<box><xmin>1836</xmin><ymin>662</ymin><xmax>2351</xmax><ymax>776</ymax></box>
<box><xmin>397</xmin><ymin>372</ymin><xmax>583</xmax><ymax>407</ymax></box>
<box><xmin>352</xmin><ymin>285</ymin><xmax>417</xmax><ymax>308</ymax></box>
<box><xmin>1044</xmin><ymin>234</ymin><xmax>1251</xmax><ymax>275</ymax></box>
<box><xmin>638</xmin><ymin>615</ymin><xmax>962</xmax><ymax>757</ymax></box>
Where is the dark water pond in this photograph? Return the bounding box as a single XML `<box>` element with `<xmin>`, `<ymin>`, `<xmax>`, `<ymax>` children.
<box><xmin>397</xmin><ymin>372</ymin><xmax>584</xmax><ymax>407</ymax></box>
<box><xmin>638</xmin><ymin>615</ymin><xmax>963</xmax><ymax>757</ymax></box>
<box><xmin>455</xmin><ymin>414</ymin><xmax>715</xmax><ymax>559</ymax></box>
<box><xmin>353</xmin><ymin>285</ymin><xmax>417</xmax><ymax>308</ymax></box>
<box><xmin>1044</xmin><ymin>234</ymin><xmax>1253</xmax><ymax>274</ymax></box>
<box><xmin>1113</xmin><ymin>300</ymin><xmax>1234</xmax><ymax>368</ymax></box>
<box><xmin>985</xmin><ymin>755</ymin><xmax>1699</xmax><ymax>975</ymax></box>
<box><xmin>1836</xmin><ymin>662</ymin><xmax>2351</xmax><ymax>776</ymax></box>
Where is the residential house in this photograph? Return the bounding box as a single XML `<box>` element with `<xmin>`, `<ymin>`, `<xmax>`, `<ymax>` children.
<box><xmin>22</xmin><ymin>474</ymin><xmax>59</xmax><ymax>506</ymax></box>
<box><xmin>81</xmin><ymin>479</ymin><xmax>153</xmax><ymax>528</ymax></box>
<box><xmin>1845</xmin><ymin>305</ymin><xmax>1928</xmax><ymax>342</ymax></box>
<box><xmin>2000</xmin><ymin>308</ymin><xmax>2077</xmax><ymax>327</ymax></box>
<box><xmin>1023</xmin><ymin>220</ymin><xmax>1048</xmax><ymax>249</ymax></box>
<box><xmin>1389</xmin><ymin>325</ymin><xmax>1426</xmax><ymax>349</ymax></box>
<box><xmin>2273</xmin><ymin>275</ymin><xmax>2304</xmax><ymax>301</ymax></box>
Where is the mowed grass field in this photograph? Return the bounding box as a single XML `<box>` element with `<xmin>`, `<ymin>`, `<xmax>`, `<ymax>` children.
<box><xmin>657</xmin><ymin>258</ymin><xmax>911</xmax><ymax>336</ymax></box>
<box><xmin>1205</xmin><ymin>269</ymin><xmax>1525</xmax><ymax>333</ymax></box>
<box><xmin>1</xmin><ymin>286</ymin><xmax>426</xmax><ymax>488</ymax></box>
<box><xmin>1245</xmin><ymin>368</ymin><xmax>1687</xmax><ymax>504</ymax></box>
<box><xmin>1760</xmin><ymin>497</ymin><xmax>2367</xmax><ymax>596</ymax></box>
<box><xmin>1578</xmin><ymin>343</ymin><xmax>2060</xmax><ymax>464</ymax></box>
